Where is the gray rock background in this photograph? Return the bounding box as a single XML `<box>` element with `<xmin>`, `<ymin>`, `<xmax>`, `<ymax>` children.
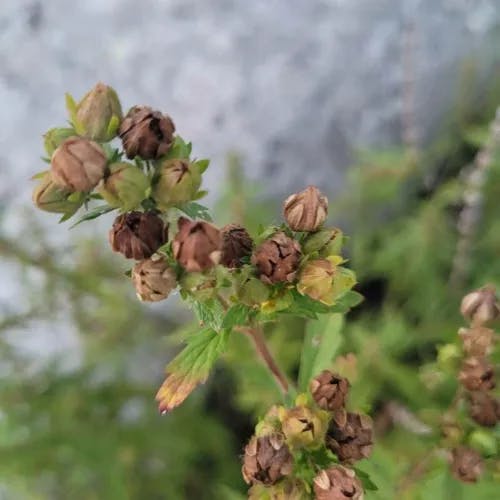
<box><xmin>1</xmin><ymin>0</ymin><xmax>500</xmax><ymax>360</ymax></box>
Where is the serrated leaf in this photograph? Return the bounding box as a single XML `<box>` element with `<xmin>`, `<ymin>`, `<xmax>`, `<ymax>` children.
<box><xmin>222</xmin><ymin>304</ymin><xmax>250</xmax><ymax>330</ymax></box>
<box><xmin>176</xmin><ymin>202</ymin><xmax>213</xmax><ymax>221</ymax></box>
<box><xmin>194</xmin><ymin>159</ymin><xmax>210</xmax><ymax>173</ymax></box>
<box><xmin>298</xmin><ymin>313</ymin><xmax>344</xmax><ymax>390</ymax></box>
<box><xmin>156</xmin><ymin>328</ymin><xmax>229</xmax><ymax>412</ymax></box>
<box><xmin>191</xmin><ymin>298</ymin><xmax>225</xmax><ymax>331</ymax></box>
<box><xmin>69</xmin><ymin>204</ymin><xmax>115</xmax><ymax>228</ymax></box>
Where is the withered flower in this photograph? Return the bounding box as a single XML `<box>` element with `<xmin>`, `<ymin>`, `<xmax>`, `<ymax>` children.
<box><xmin>313</xmin><ymin>466</ymin><xmax>364</xmax><ymax>500</ymax></box>
<box><xmin>172</xmin><ymin>217</ymin><xmax>222</xmax><ymax>272</ymax></box>
<box><xmin>310</xmin><ymin>370</ymin><xmax>350</xmax><ymax>411</ymax></box>
<box><xmin>119</xmin><ymin>106</ymin><xmax>175</xmax><ymax>159</ymax></box>
<box><xmin>252</xmin><ymin>232</ymin><xmax>301</xmax><ymax>284</ymax></box>
<box><xmin>51</xmin><ymin>137</ymin><xmax>107</xmax><ymax>192</ymax></box>
<box><xmin>109</xmin><ymin>211</ymin><xmax>168</xmax><ymax>260</ymax></box>
<box><xmin>221</xmin><ymin>224</ymin><xmax>254</xmax><ymax>268</ymax></box>
<box><xmin>132</xmin><ymin>256</ymin><xmax>177</xmax><ymax>302</ymax></box>
<box><xmin>283</xmin><ymin>185</ymin><xmax>328</xmax><ymax>232</ymax></box>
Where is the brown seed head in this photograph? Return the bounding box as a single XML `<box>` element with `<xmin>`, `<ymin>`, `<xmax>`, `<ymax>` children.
<box><xmin>458</xmin><ymin>357</ymin><xmax>496</xmax><ymax>392</ymax></box>
<box><xmin>468</xmin><ymin>391</ymin><xmax>500</xmax><ymax>427</ymax></box>
<box><xmin>326</xmin><ymin>411</ymin><xmax>373</xmax><ymax>463</ymax></box>
<box><xmin>251</xmin><ymin>232</ymin><xmax>301</xmax><ymax>284</ymax></box>
<box><xmin>451</xmin><ymin>447</ymin><xmax>483</xmax><ymax>483</ymax></box>
<box><xmin>460</xmin><ymin>286</ymin><xmax>500</xmax><ymax>327</ymax></box>
<box><xmin>283</xmin><ymin>185</ymin><xmax>328</xmax><ymax>232</ymax></box>
<box><xmin>119</xmin><ymin>106</ymin><xmax>175</xmax><ymax>160</ymax></box>
<box><xmin>242</xmin><ymin>433</ymin><xmax>293</xmax><ymax>486</ymax></box>
<box><xmin>313</xmin><ymin>465</ymin><xmax>364</xmax><ymax>500</ymax></box>
<box><xmin>220</xmin><ymin>224</ymin><xmax>254</xmax><ymax>268</ymax></box>
<box><xmin>132</xmin><ymin>256</ymin><xmax>177</xmax><ymax>302</ymax></box>
<box><xmin>172</xmin><ymin>217</ymin><xmax>222</xmax><ymax>272</ymax></box>
<box><xmin>310</xmin><ymin>370</ymin><xmax>350</xmax><ymax>411</ymax></box>
<box><xmin>458</xmin><ymin>327</ymin><xmax>495</xmax><ymax>357</ymax></box>
<box><xmin>51</xmin><ymin>137</ymin><xmax>107</xmax><ymax>192</ymax></box>
<box><xmin>109</xmin><ymin>211</ymin><xmax>168</xmax><ymax>260</ymax></box>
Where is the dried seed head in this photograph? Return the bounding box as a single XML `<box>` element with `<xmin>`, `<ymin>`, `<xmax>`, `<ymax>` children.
<box><xmin>109</xmin><ymin>211</ymin><xmax>168</xmax><ymax>260</ymax></box>
<box><xmin>468</xmin><ymin>391</ymin><xmax>500</xmax><ymax>427</ymax></box>
<box><xmin>251</xmin><ymin>232</ymin><xmax>301</xmax><ymax>284</ymax></box>
<box><xmin>153</xmin><ymin>158</ymin><xmax>201</xmax><ymax>208</ymax></box>
<box><xmin>119</xmin><ymin>106</ymin><xmax>175</xmax><ymax>160</ymax></box>
<box><xmin>460</xmin><ymin>286</ymin><xmax>500</xmax><ymax>327</ymax></box>
<box><xmin>450</xmin><ymin>447</ymin><xmax>483</xmax><ymax>483</ymax></box>
<box><xmin>326</xmin><ymin>411</ymin><xmax>374</xmax><ymax>463</ymax></box>
<box><xmin>313</xmin><ymin>465</ymin><xmax>364</xmax><ymax>500</ymax></box>
<box><xmin>458</xmin><ymin>327</ymin><xmax>495</xmax><ymax>357</ymax></box>
<box><xmin>132</xmin><ymin>256</ymin><xmax>177</xmax><ymax>302</ymax></box>
<box><xmin>221</xmin><ymin>224</ymin><xmax>254</xmax><ymax>268</ymax></box>
<box><xmin>310</xmin><ymin>370</ymin><xmax>350</xmax><ymax>411</ymax></box>
<box><xmin>241</xmin><ymin>434</ymin><xmax>293</xmax><ymax>486</ymax></box>
<box><xmin>51</xmin><ymin>137</ymin><xmax>107</xmax><ymax>192</ymax></box>
<box><xmin>283</xmin><ymin>185</ymin><xmax>328</xmax><ymax>232</ymax></box>
<box><xmin>458</xmin><ymin>357</ymin><xmax>496</xmax><ymax>392</ymax></box>
<box><xmin>172</xmin><ymin>217</ymin><xmax>222</xmax><ymax>272</ymax></box>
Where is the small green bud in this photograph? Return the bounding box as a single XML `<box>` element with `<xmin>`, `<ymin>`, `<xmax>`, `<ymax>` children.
<box><xmin>180</xmin><ymin>271</ymin><xmax>217</xmax><ymax>302</ymax></box>
<box><xmin>153</xmin><ymin>158</ymin><xmax>201</xmax><ymax>208</ymax></box>
<box><xmin>43</xmin><ymin>127</ymin><xmax>76</xmax><ymax>156</ymax></box>
<box><xmin>236</xmin><ymin>276</ymin><xmax>270</xmax><ymax>307</ymax></box>
<box><xmin>469</xmin><ymin>429</ymin><xmax>497</xmax><ymax>456</ymax></box>
<box><xmin>279</xmin><ymin>404</ymin><xmax>329</xmax><ymax>450</ymax></box>
<box><xmin>98</xmin><ymin>162</ymin><xmax>149</xmax><ymax>211</ymax></box>
<box><xmin>303</xmin><ymin>228</ymin><xmax>343</xmax><ymax>257</ymax></box>
<box><xmin>249</xmin><ymin>479</ymin><xmax>309</xmax><ymax>500</ymax></box>
<box><xmin>32</xmin><ymin>173</ymin><xmax>85</xmax><ymax>215</ymax></box>
<box><xmin>437</xmin><ymin>343</ymin><xmax>461</xmax><ymax>369</ymax></box>
<box><xmin>75</xmin><ymin>82</ymin><xmax>123</xmax><ymax>141</ymax></box>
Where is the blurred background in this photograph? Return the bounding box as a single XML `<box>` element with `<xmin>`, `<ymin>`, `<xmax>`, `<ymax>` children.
<box><xmin>1</xmin><ymin>0</ymin><xmax>500</xmax><ymax>498</ymax></box>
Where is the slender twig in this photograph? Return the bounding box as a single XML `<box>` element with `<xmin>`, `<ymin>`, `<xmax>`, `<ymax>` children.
<box><xmin>237</xmin><ymin>324</ymin><xmax>289</xmax><ymax>394</ymax></box>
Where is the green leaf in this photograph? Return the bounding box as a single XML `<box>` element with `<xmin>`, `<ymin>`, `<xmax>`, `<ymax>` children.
<box><xmin>176</xmin><ymin>202</ymin><xmax>213</xmax><ymax>222</ymax></box>
<box><xmin>194</xmin><ymin>159</ymin><xmax>210</xmax><ymax>173</ymax></box>
<box><xmin>69</xmin><ymin>204</ymin><xmax>116</xmax><ymax>228</ymax></box>
<box><xmin>161</xmin><ymin>136</ymin><xmax>192</xmax><ymax>160</ymax></box>
<box><xmin>156</xmin><ymin>328</ymin><xmax>230</xmax><ymax>413</ymax></box>
<box><xmin>191</xmin><ymin>299</ymin><xmax>225</xmax><ymax>331</ymax></box>
<box><xmin>298</xmin><ymin>313</ymin><xmax>344</xmax><ymax>391</ymax></box>
<box><xmin>193</xmin><ymin>190</ymin><xmax>209</xmax><ymax>200</ymax></box>
<box><xmin>352</xmin><ymin>467</ymin><xmax>378</xmax><ymax>491</ymax></box>
<box><xmin>222</xmin><ymin>304</ymin><xmax>250</xmax><ymax>330</ymax></box>
<box><xmin>31</xmin><ymin>170</ymin><xmax>49</xmax><ymax>180</ymax></box>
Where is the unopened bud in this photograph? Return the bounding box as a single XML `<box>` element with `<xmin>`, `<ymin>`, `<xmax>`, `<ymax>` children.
<box><xmin>132</xmin><ymin>256</ymin><xmax>176</xmax><ymax>302</ymax></box>
<box><xmin>303</xmin><ymin>228</ymin><xmax>343</xmax><ymax>257</ymax></box>
<box><xmin>249</xmin><ymin>479</ymin><xmax>308</xmax><ymax>500</ymax></box>
<box><xmin>51</xmin><ymin>137</ymin><xmax>107</xmax><ymax>192</ymax></box>
<box><xmin>283</xmin><ymin>185</ymin><xmax>328</xmax><ymax>232</ymax></box>
<box><xmin>153</xmin><ymin>158</ymin><xmax>201</xmax><ymax>208</ymax></box>
<box><xmin>75</xmin><ymin>82</ymin><xmax>122</xmax><ymax>141</ymax></box>
<box><xmin>99</xmin><ymin>162</ymin><xmax>149</xmax><ymax>211</ymax></box>
<box><xmin>32</xmin><ymin>172</ymin><xmax>85</xmax><ymax>215</ymax></box>
<box><xmin>460</xmin><ymin>286</ymin><xmax>500</xmax><ymax>326</ymax></box>
<box><xmin>43</xmin><ymin>127</ymin><xmax>76</xmax><ymax>156</ymax></box>
<box><xmin>280</xmin><ymin>405</ymin><xmax>329</xmax><ymax>450</ymax></box>
<box><xmin>180</xmin><ymin>271</ymin><xmax>217</xmax><ymax>302</ymax></box>
<box><xmin>236</xmin><ymin>275</ymin><xmax>270</xmax><ymax>307</ymax></box>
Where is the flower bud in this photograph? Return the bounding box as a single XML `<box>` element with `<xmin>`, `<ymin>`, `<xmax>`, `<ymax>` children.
<box><xmin>460</xmin><ymin>286</ymin><xmax>500</xmax><ymax>326</ymax></box>
<box><xmin>32</xmin><ymin>172</ymin><xmax>85</xmax><ymax>215</ymax></box>
<box><xmin>242</xmin><ymin>433</ymin><xmax>293</xmax><ymax>486</ymax></box>
<box><xmin>51</xmin><ymin>137</ymin><xmax>107</xmax><ymax>192</ymax></box>
<box><xmin>98</xmin><ymin>162</ymin><xmax>149</xmax><ymax>211</ymax></box>
<box><xmin>310</xmin><ymin>370</ymin><xmax>350</xmax><ymax>411</ymax></box>
<box><xmin>221</xmin><ymin>224</ymin><xmax>254</xmax><ymax>268</ymax></box>
<box><xmin>75</xmin><ymin>82</ymin><xmax>122</xmax><ymax>141</ymax></box>
<box><xmin>468</xmin><ymin>429</ymin><xmax>498</xmax><ymax>456</ymax></box>
<box><xmin>153</xmin><ymin>158</ymin><xmax>201</xmax><ymax>208</ymax></box>
<box><xmin>248</xmin><ymin>479</ymin><xmax>308</xmax><ymax>500</ymax></box>
<box><xmin>326</xmin><ymin>411</ymin><xmax>373</xmax><ymax>463</ymax></box>
<box><xmin>458</xmin><ymin>357</ymin><xmax>496</xmax><ymax>392</ymax></box>
<box><xmin>43</xmin><ymin>127</ymin><xmax>76</xmax><ymax>156</ymax></box>
<box><xmin>458</xmin><ymin>327</ymin><xmax>495</xmax><ymax>357</ymax></box>
<box><xmin>283</xmin><ymin>185</ymin><xmax>328</xmax><ymax>232</ymax></box>
<box><xmin>450</xmin><ymin>447</ymin><xmax>483</xmax><ymax>483</ymax></box>
<box><xmin>280</xmin><ymin>405</ymin><xmax>329</xmax><ymax>450</ymax></box>
<box><xmin>303</xmin><ymin>228</ymin><xmax>343</xmax><ymax>257</ymax></box>
<box><xmin>173</xmin><ymin>217</ymin><xmax>222</xmax><ymax>272</ymax></box>
<box><xmin>132</xmin><ymin>256</ymin><xmax>177</xmax><ymax>302</ymax></box>
<box><xmin>297</xmin><ymin>259</ymin><xmax>335</xmax><ymax>305</ymax></box>
<box><xmin>468</xmin><ymin>391</ymin><xmax>499</xmax><ymax>427</ymax></box>
<box><xmin>252</xmin><ymin>232</ymin><xmax>301</xmax><ymax>284</ymax></box>
<box><xmin>313</xmin><ymin>466</ymin><xmax>364</xmax><ymax>500</ymax></box>
<box><xmin>236</xmin><ymin>276</ymin><xmax>270</xmax><ymax>307</ymax></box>
<box><xmin>119</xmin><ymin>106</ymin><xmax>175</xmax><ymax>160</ymax></box>
<box><xmin>109</xmin><ymin>211</ymin><xmax>168</xmax><ymax>260</ymax></box>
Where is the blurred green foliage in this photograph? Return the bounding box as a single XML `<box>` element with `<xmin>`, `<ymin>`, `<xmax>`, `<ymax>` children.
<box><xmin>1</xmin><ymin>63</ymin><xmax>500</xmax><ymax>498</ymax></box>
